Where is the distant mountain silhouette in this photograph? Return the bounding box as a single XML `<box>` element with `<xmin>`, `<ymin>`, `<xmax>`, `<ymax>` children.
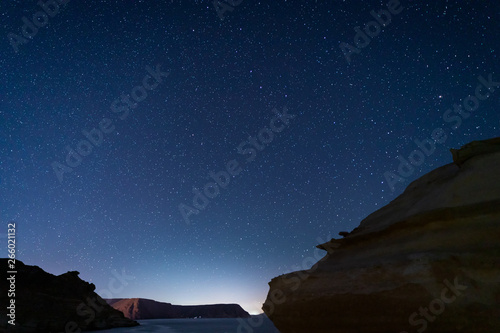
<box><xmin>106</xmin><ymin>298</ymin><xmax>250</xmax><ymax>320</ymax></box>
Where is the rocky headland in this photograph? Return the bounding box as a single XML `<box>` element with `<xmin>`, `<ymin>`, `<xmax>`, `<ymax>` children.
<box><xmin>106</xmin><ymin>298</ymin><xmax>250</xmax><ymax>320</ymax></box>
<box><xmin>263</xmin><ymin>137</ymin><xmax>500</xmax><ymax>332</ymax></box>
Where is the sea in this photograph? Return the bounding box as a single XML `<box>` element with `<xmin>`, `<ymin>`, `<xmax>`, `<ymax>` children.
<box><xmin>86</xmin><ymin>316</ymin><xmax>280</xmax><ymax>333</ymax></box>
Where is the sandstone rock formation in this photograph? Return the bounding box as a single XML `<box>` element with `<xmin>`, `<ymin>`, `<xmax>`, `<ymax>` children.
<box><xmin>263</xmin><ymin>137</ymin><xmax>500</xmax><ymax>332</ymax></box>
<box><xmin>106</xmin><ymin>298</ymin><xmax>250</xmax><ymax>320</ymax></box>
<box><xmin>0</xmin><ymin>259</ymin><xmax>138</xmax><ymax>333</ymax></box>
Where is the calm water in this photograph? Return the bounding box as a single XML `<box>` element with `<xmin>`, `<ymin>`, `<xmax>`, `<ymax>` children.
<box><xmin>87</xmin><ymin>316</ymin><xmax>280</xmax><ymax>333</ymax></box>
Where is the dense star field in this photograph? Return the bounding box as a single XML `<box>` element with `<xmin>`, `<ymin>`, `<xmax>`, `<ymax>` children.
<box><xmin>1</xmin><ymin>1</ymin><xmax>499</xmax><ymax>314</ymax></box>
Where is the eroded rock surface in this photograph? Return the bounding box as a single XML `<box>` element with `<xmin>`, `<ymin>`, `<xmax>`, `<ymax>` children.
<box><xmin>263</xmin><ymin>138</ymin><xmax>500</xmax><ymax>333</ymax></box>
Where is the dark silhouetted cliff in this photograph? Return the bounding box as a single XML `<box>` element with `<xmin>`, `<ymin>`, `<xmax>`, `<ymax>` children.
<box><xmin>0</xmin><ymin>259</ymin><xmax>138</xmax><ymax>332</ymax></box>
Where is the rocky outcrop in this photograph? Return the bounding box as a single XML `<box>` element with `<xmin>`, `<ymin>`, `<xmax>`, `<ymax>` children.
<box><xmin>0</xmin><ymin>259</ymin><xmax>138</xmax><ymax>333</ymax></box>
<box><xmin>263</xmin><ymin>137</ymin><xmax>500</xmax><ymax>332</ymax></box>
<box><xmin>450</xmin><ymin>136</ymin><xmax>500</xmax><ymax>166</ymax></box>
<box><xmin>106</xmin><ymin>298</ymin><xmax>250</xmax><ymax>320</ymax></box>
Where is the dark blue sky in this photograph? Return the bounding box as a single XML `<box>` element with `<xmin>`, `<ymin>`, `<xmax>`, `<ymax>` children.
<box><xmin>1</xmin><ymin>1</ymin><xmax>499</xmax><ymax>313</ymax></box>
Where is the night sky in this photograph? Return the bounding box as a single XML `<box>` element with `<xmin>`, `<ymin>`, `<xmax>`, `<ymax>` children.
<box><xmin>1</xmin><ymin>1</ymin><xmax>499</xmax><ymax>314</ymax></box>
